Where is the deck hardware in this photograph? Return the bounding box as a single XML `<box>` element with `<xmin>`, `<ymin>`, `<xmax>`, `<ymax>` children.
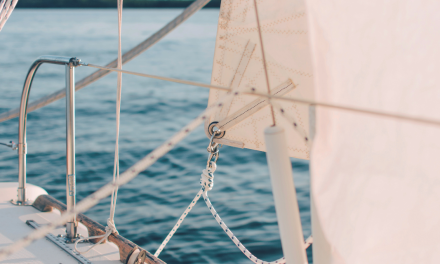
<box><xmin>15</xmin><ymin>56</ymin><xmax>81</xmax><ymax>240</ymax></box>
<box><xmin>135</xmin><ymin>250</ymin><xmax>147</xmax><ymax>264</ymax></box>
<box><xmin>26</xmin><ymin>220</ymin><xmax>92</xmax><ymax>264</ymax></box>
<box><xmin>207</xmin><ymin>121</ymin><xmax>226</xmax><ymax>139</ymax></box>
<box><xmin>0</xmin><ymin>141</ymin><xmax>18</xmax><ymax>150</ymax></box>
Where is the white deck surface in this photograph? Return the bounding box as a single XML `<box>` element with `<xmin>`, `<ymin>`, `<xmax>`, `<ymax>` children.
<box><xmin>0</xmin><ymin>182</ymin><xmax>121</xmax><ymax>264</ymax></box>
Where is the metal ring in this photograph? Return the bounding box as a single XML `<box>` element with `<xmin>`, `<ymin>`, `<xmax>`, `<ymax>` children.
<box><xmin>207</xmin><ymin>122</ymin><xmax>226</xmax><ymax>139</ymax></box>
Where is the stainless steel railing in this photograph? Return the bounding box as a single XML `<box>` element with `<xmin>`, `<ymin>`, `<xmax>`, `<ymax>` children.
<box><xmin>12</xmin><ymin>55</ymin><xmax>80</xmax><ymax>240</ymax></box>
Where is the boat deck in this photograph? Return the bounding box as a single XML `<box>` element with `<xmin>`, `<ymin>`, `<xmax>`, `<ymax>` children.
<box><xmin>0</xmin><ymin>182</ymin><xmax>121</xmax><ymax>264</ymax></box>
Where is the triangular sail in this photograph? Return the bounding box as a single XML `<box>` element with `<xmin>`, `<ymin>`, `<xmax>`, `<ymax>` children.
<box><xmin>206</xmin><ymin>0</ymin><xmax>314</xmax><ymax>159</ymax></box>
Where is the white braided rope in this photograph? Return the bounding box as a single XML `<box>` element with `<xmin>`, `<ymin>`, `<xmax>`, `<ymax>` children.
<box><xmin>154</xmin><ymin>163</ymin><xmax>216</xmax><ymax>257</ymax></box>
<box><xmin>202</xmin><ymin>191</ymin><xmax>287</xmax><ymax>264</ymax></box>
<box><xmin>154</xmin><ymin>189</ymin><xmax>204</xmax><ymax>257</ymax></box>
<box><xmin>0</xmin><ymin>0</ymin><xmax>17</xmax><ymax>32</ymax></box>
<box><xmin>0</xmin><ymin>0</ymin><xmax>9</xmax><ymax>27</ymax></box>
<box><xmin>0</xmin><ymin>1</ymin><xmax>6</xmax><ymax>23</ymax></box>
<box><xmin>154</xmin><ymin>161</ymin><xmax>311</xmax><ymax>263</ymax></box>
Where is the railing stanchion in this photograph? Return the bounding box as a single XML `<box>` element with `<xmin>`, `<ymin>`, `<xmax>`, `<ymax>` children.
<box><xmin>65</xmin><ymin>59</ymin><xmax>78</xmax><ymax>239</ymax></box>
<box><xmin>13</xmin><ymin>56</ymin><xmax>81</xmax><ymax>241</ymax></box>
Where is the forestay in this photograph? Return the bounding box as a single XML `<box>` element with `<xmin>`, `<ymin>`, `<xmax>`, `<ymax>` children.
<box><xmin>206</xmin><ymin>0</ymin><xmax>314</xmax><ymax>159</ymax></box>
<box><xmin>308</xmin><ymin>1</ymin><xmax>440</xmax><ymax>263</ymax></box>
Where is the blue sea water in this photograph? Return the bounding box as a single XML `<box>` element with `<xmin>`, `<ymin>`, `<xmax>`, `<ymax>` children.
<box><xmin>0</xmin><ymin>9</ymin><xmax>311</xmax><ymax>263</ymax></box>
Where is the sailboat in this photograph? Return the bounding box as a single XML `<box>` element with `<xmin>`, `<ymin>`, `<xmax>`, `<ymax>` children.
<box><xmin>1</xmin><ymin>0</ymin><xmax>440</xmax><ymax>263</ymax></box>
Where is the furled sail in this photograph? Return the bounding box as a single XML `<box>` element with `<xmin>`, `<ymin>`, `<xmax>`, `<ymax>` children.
<box><xmin>206</xmin><ymin>0</ymin><xmax>314</xmax><ymax>159</ymax></box>
<box><xmin>307</xmin><ymin>0</ymin><xmax>440</xmax><ymax>263</ymax></box>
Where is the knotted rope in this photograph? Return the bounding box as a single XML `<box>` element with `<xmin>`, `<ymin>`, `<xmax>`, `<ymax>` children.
<box><xmin>74</xmin><ymin>218</ymin><xmax>119</xmax><ymax>254</ymax></box>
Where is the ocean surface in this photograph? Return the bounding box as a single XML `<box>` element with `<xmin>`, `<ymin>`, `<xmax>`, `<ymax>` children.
<box><xmin>0</xmin><ymin>9</ymin><xmax>311</xmax><ymax>263</ymax></box>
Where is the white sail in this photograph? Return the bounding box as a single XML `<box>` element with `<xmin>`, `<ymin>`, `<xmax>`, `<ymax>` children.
<box><xmin>206</xmin><ymin>0</ymin><xmax>314</xmax><ymax>159</ymax></box>
<box><xmin>307</xmin><ymin>0</ymin><xmax>440</xmax><ymax>263</ymax></box>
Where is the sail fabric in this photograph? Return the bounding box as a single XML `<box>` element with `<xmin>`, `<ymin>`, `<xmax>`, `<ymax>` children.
<box><xmin>308</xmin><ymin>1</ymin><xmax>440</xmax><ymax>263</ymax></box>
<box><xmin>206</xmin><ymin>0</ymin><xmax>314</xmax><ymax>159</ymax></box>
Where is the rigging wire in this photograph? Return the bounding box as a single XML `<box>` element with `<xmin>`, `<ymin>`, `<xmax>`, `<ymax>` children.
<box><xmin>83</xmin><ymin>63</ymin><xmax>440</xmax><ymax>128</ymax></box>
<box><xmin>0</xmin><ymin>1</ymin><xmax>439</xmax><ymax>258</ymax></box>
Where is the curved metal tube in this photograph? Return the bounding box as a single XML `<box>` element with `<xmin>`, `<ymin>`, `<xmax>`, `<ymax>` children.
<box><xmin>16</xmin><ymin>55</ymin><xmax>80</xmax><ymax>206</ymax></box>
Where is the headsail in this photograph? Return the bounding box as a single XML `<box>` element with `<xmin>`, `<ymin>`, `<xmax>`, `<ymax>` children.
<box><xmin>308</xmin><ymin>0</ymin><xmax>440</xmax><ymax>263</ymax></box>
<box><xmin>206</xmin><ymin>0</ymin><xmax>314</xmax><ymax>159</ymax></box>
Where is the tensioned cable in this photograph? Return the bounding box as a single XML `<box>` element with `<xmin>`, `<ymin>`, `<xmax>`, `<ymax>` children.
<box><xmin>0</xmin><ymin>88</ymin><xmax>241</xmax><ymax>260</ymax></box>
<box><xmin>0</xmin><ymin>0</ymin><xmax>211</xmax><ymax>123</ymax></box>
<box><xmin>83</xmin><ymin>63</ymin><xmax>440</xmax><ymax>128</ymax></box>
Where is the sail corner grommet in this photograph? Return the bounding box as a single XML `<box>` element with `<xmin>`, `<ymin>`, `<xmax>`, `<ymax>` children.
<box><xmin>207</xmin><ymin>121</ymin><xmax>226</xmax><ymax>139</ymax></box>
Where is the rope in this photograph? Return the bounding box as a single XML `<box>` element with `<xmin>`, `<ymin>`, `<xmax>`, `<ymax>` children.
<box><xmin>0</xmin><ymin>88</ymin><xmax>240</xmax><ymax>260</ymax></box>
<box><xmin>154</xmin><ymin>164</ymin><xmax>216</xmax><ymax>257</ymax></box>
<box><xmin>0</xmin><ymin>1</ymin><xmax>7</xmax><ymax>25</ymax></box>
<box><xmin>154</xmin><ymin>189</ymin><xmax>204</xmax><ymax>257</ymax></box>
<box><xmin>109</xmin><ymin>0</ymin><xmax>124</xmax><ymax>233</ymax></box>
<box><xmin>75</xmin><ymin>1</ymin><xmax>124</xmax><ymax>254</ymax></box>
<box><xmin>154</xmin><ymin>159</ymin><xmax>310</xmax><ymax>263</ymax></box>
<box><xmin>0</xmin><ymin>0</ymin><xmax>212</xmax><ymax>123</ymax></box>
<box><xmin>202</xmin><ymin>191</ymin><xmax>287</xmax><ymax>264</ymax></box>
<box><xmin>0</xmin><ymin>0</ymin><xmax>18</xmax><ymax>32</ymax></box>
<box><xmin>153</xmin><ymin>139</ymin><xmax>309</xmax><ymax>263</ymax></box>
<box><xmin>74</xmin><ymin>218</ymin><xmax>118</xmax><ymax>254</ymax></box>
